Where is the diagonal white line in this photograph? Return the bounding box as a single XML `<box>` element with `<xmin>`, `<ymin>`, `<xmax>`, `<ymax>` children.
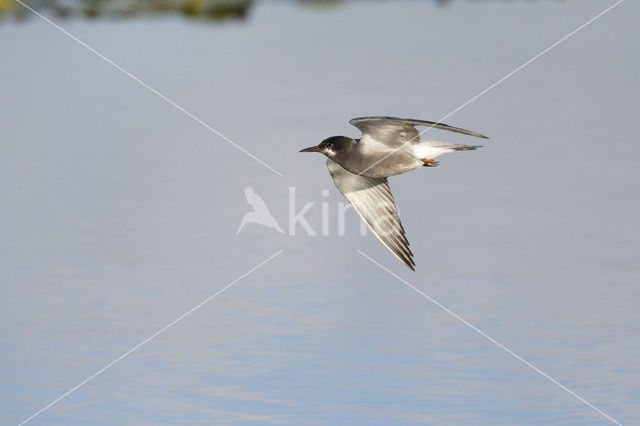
<box><xmin>18</xmin><ymin>250</ymin><xmax>283</xmax><ymax>426</ymax></box>
<box><xmin>14</xmin><ymin>0</ymin><xmax>283</xmax><ymax>177</ymax></box>
<box><xmin>357</xmin><ymin>0</ymin><xmax>626</xmax><ymax>177</ymax></box>
<box><xmin>356</xmin><ymin>250</ymin><xmax>622</xmax><ymax>426</ymax></box>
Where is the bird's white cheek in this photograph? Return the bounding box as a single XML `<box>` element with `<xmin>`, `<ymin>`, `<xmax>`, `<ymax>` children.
<box><xmin>325</xmin><ymin>148</ymin><xmax>335</xmax><ymax>157</ymax></box>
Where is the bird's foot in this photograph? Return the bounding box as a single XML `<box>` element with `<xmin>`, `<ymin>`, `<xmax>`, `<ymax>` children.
<box><xmin>421</xmin><ymin>158</ymin><xmax>439</xmax><ymax>167</ymax></box>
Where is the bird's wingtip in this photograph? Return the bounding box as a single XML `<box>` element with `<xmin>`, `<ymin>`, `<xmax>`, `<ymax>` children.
<box><xmin>469</xmin><ymin>131</ymin><xmax>489</xmax><ymax>139</ymax></box>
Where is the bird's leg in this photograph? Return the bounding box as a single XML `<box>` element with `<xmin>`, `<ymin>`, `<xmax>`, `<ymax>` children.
<box><xmin>421</xmin><ymin>158</ymin><xmax>439</xmax><ymax>167</ymax></box>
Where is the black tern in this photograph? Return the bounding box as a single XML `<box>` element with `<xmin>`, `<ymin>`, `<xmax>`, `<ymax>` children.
<box><xmin>300</xmin><ymin>116</ymin><xmax>488</xmax><ymax>270</ymax></box>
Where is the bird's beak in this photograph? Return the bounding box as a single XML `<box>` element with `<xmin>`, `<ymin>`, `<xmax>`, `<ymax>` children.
<box><xmin>299</xmin><ymin>146</ymin><xmax>323</xmax><ymax>153</ymax></box>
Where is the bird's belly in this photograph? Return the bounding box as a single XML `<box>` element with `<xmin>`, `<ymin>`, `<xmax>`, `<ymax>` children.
<box><xmin>350</xmin><ymin>150</ymin><xmax>423</xmax><ymax>178</ymax></box>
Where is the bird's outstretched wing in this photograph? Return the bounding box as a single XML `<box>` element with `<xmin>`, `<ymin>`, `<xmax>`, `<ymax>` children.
<box><xmin>327</xmin><ymin>159</ymin><xmax>415</xmax><ymax>270</ymax></box>
<box><xmin>349</xmin><ymin>116</ymin><xmax>488</xmax><ymax>148</ymax></box>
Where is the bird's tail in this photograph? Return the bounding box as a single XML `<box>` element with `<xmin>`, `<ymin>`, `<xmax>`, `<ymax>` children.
<box><xmin>420</xmin><ymin>140</ymin><xmax>482</xmax><ymax>150</ymax></box>
<box><xmin>416</xmin><ymin>140</ymin><xmax>482</xmax><ymax>166</ymax></box>
<box><xmin>432</xmin><ymin>142</ymin><xmax>482</xmax><ymax>151</ymax></box>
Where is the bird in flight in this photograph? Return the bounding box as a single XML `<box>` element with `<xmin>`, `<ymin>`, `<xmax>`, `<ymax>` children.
<box><xmin>300</xmin><ymin>116</ymin><xmax>488</xmax><ymax>270</ymax></box>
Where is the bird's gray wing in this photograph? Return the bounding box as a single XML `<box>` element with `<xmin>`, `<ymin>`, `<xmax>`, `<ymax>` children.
<box><xmin>327</xmin><ymin>159</ymin><xmax>414</xmax><ymax>270</ymax></box>
<box><xmin>349</xmin><ymin>116</ymin><xmax>488</xmax><ymax>148</ymax></box>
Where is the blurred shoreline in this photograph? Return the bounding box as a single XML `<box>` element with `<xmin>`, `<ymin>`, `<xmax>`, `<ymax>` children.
<box><xmin>0</xmin><ymin>0</ymin><xmax>565</xmax><ymax>24</ymax></box>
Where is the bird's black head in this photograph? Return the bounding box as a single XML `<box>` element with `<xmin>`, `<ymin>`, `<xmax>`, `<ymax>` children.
<box><xmin>299</xmin><ymin>136</ymin><xmax>353</xmax><ymax>159</ymax></box>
